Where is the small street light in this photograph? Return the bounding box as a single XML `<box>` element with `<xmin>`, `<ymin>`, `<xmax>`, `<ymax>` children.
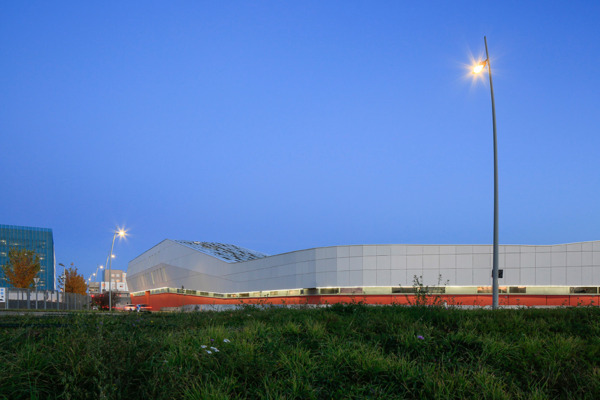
<box><xmin>34</xmin><ymin>277</ymin><xmax>40</xmax><ymax>309</ymax></box>
<box><xmin>58</xmin><ymin>263</ymin><xmax>67</xmax><ymax>292</ymax></box>
<box><xmin>472</xmin><ymin>36</ymin><xmax>500</xmax><ymax>309</ymax></box>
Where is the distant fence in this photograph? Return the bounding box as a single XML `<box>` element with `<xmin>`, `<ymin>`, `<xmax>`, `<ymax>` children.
<box><xmin>0</xmin><ymin>288</ymin><xmax>90</xmax><ymax>311</ymax></box>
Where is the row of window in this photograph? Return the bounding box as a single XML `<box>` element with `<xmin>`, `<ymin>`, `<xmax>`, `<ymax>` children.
<box><xmin>0</xmin><ymin>251</ymin><xmax>46</xmax><ymax>259</ymax></box>
<box><xmin>132</xmin><ymin>286</ymin><xmax>600</xmax><ymax>298</ymax></box>
<box><xmin>0</xmin><ymin>241</ymin><xmax>46</xmax><ymax>247</ymax></box>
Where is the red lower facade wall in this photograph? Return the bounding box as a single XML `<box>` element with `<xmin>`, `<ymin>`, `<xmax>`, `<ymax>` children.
<box><xmin>132</xmin><ymin>292</ymin><xmax>600</xmax><ymax>311</ymax></box>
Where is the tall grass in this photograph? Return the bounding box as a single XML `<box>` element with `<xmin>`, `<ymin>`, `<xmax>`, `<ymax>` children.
<box><xmin>1</xmin><ymin>305</ymin><xmax>599</xmax><ymax>399</ymax></box>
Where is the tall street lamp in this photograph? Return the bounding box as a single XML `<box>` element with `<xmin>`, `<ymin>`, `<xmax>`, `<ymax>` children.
<box><xmin>108</xmin><ymin>228</ymin><xmax>127</xmax><ymax>311</ymax></box>
<box><xmin>472</xmin><ymin>36</ymin><xmax>500</xmax><ymax>309</ymax></box>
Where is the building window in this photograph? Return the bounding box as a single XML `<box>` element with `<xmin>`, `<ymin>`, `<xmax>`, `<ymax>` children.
<box><xmin>340</xmin><ymin>287</ymin><xmax>363</xmax><ymax>294</ymax></box>
<box><xmin>570</xmin><ymin>287</ymin><xmax>598</xmax><ymax>294</ymax></box>
<box><xmin>320</xmin><ymin>288</ymin><xmax>339</xmax><ymax>295</ymax></box>
<box><xmin>477</xmin><ymin>286</ymin><xmax>507</xmax><ymax>294</ymax></box>
<box><xmin>428</xmin><ymin>287</ymin><xmax>446</xmax><ymax>294</ymax></box>
<box><xmin>392</xmin><ymin>287</ymin><xmax>413</xmax><ymax>294</ymax></box>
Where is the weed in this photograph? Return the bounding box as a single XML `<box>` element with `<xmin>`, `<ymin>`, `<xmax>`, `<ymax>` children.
<box><xmin>406</xmin><ymin>274</ymin><xmax>448</xmax><ymax>307</ymax></box>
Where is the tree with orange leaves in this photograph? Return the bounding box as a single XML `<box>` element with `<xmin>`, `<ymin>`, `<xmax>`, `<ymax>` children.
<box><xmin>1</xmin><ymin>248</ymin><xmax>41</xmax><ymax>288</ymax></box>
<box><xmin>58</xmin><ymin>263</ymin><xmax>88</xmax><ymax>295</ymax></box>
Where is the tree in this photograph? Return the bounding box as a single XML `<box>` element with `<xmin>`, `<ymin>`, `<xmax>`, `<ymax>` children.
<box><xmin>1</xmin><ymin>248</ymin><xmax>41</xmax><ymax>288</ymax></box>
<box><xmin>58</xmin><ymin>263</ymin><xmax>87</xmax><ymax>295</ymax></box>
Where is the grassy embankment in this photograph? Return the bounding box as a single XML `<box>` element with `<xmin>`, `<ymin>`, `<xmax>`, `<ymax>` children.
<box><xmin>1</xmin><ymin>304</ymin><xmax>599</xmax><ymax>399</ymax></box>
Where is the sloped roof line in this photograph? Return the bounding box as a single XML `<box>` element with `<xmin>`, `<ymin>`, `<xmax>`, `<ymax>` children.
<box><xmin>174</xmin><ymin>240</ymin><xmax>268</xmax><ymax>263</ymax></box>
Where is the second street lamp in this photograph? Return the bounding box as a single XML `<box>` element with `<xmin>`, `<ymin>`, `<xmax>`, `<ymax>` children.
<box><xmin>472</xmin><ymin>36</ymin><xmax>500</xmax><ymax>310</ymax></box>
<box><xmin>108</xmin><ymin>228</ymin><xmax>127</xmax><ymax>311</ymax></box>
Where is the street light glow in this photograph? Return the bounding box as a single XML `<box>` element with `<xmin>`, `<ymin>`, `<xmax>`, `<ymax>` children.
<box><xmin>116</xmin><ymin>227</ymin><xmax>128</xmax><ymax>239</ymax></box>
<box><xmin>473</xmin><ymin>61</ymin><xmax>486</xmax><ymax>74</ymax></box>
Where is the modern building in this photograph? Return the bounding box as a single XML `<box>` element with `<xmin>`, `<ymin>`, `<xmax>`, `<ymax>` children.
<box><xmin>95</xmin><ymin>269</ymin><xmax>130</xmax><ymax>309</ymax></box>
<box><xmin>101</xmin><ymin>269</ymin><xmax>128</xmax><ymax>292</ymax></box>
<box><xmin>0</xmin><ymin>224</ymin><xmax>55</xmax><ymax>290</ymax></box>
<box><xmin>88</xmin><ymin>281</ymin><xmax>101</xmax><ymax>295</ymax></box>
<box><xmin>127</xmin><ymin>239</ymin><xmax>600</xmax><ymax>310</ymax></box>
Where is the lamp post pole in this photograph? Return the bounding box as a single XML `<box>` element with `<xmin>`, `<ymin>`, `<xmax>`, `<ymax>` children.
<box><xmin>34</xmin><ymin>277</ymin><xmax>40</xmax><ymax>309</ymax></box>
<box><xmin>483</xmin><ymin>36</ymin><xmax>500</xmax><ymax>310</ymax></box>
<box><xmin>108</xmin><ymin>233</ymin><xmax>117</xmax><ymax>312</ymax></box>
<box><xmin>107</xmin><ymin>228</ymin><xmax>126</xmax><ymax>312</ymax></box>
<box><xmin>471</xmin><ymin>37</ymin><xmax>500</xmax><ymax>309</ymax></box>
<box><xmin>103</xmin><ymin>252</ymin><xmax>111</xmax><ymax>296</ymax></box>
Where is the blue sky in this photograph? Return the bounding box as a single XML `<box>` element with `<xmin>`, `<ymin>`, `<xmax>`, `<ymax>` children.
<box><xmin>1</xmin><ymin>1</ymin><xmax>599</xmax><ymax>283</ymax></box>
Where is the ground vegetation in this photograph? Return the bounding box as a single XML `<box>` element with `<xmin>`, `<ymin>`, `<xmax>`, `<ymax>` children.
<box><xmin>0</xmin><ymin>305</ymin><xmax>599</xmax><ymax>399</ymax></box>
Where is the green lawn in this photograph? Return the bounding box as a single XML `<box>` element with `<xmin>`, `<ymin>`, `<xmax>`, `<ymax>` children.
<box><xmin>1</xmin><ymin>304</ymin><xmax>599</xmax><ymax>399</ymax></box>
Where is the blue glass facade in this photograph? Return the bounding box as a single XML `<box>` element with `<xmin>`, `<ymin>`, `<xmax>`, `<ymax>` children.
<box><xmin>0</xmin><ymin>224</ymin><xmax>55</xmax><ymax>290</ymax></box>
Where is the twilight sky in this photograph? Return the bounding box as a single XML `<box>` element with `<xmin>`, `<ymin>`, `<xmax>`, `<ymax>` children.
<box><xmin>1</xmin><ymin>1</ymin><xmax>599</xmax><ymax>283</ymax></box>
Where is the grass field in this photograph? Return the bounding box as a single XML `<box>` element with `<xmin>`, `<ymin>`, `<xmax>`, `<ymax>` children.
<box><xmin>1</xmin><ymin>304</ymin><xmax>599</xmax><ymax>399</ymax></box>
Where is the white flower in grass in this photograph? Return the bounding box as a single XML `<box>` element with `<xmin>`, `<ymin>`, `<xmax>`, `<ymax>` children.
<box><xmin>201</xmin><ymin>345</ymin><xmax>207</xmax><ymax>348</ymax></box>
<box><xmin>206</xmin><ymin>350</ymin><xmax>212</xmax><ymax>354</ymax></box>
<box><xmin>210</xmin><ymin>347</ymin><xmax>219</xmax><ymax>352</ymax></box>
<box><xmin>223</xmin><ymin>338</ymin><xmax>231</xmax><ymax>343</ymax></box>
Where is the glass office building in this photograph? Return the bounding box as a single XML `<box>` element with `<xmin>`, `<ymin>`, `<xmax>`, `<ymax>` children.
<box><xmin>0</xmin><ymin>224</ymin><xmax>55</xmax><ymax>290</ymax></box>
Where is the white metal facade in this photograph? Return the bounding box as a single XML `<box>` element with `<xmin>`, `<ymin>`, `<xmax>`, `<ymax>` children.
<box><xmin>127</xmin><ymin>240</ymin><xmax>600</xmax><ymax>294</ymax></box>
